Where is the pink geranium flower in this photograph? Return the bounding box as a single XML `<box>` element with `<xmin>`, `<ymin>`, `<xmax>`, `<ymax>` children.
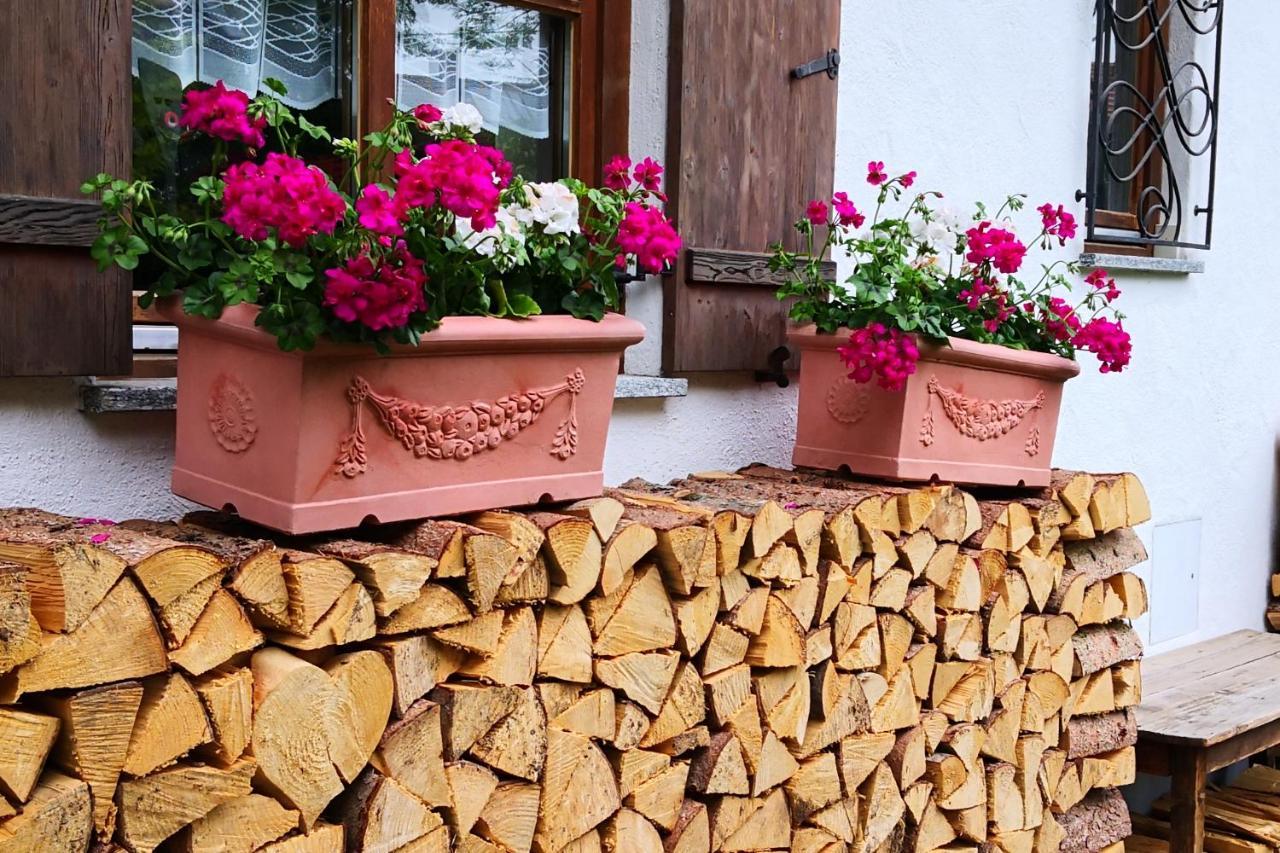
<box><xmin>603</xmin><ymin>155</ymin><xmax>632</xmax><ymax>191</ymax></box>
<box><xmin>179</xmin><ymin>81</ymin><xmax>266</xmax><ymax>147</ymax></box>
<box><xmin>836</xmin><ymin>323</ymin><xmax>920</xmax><ymax>391</ymax></box>
<box><xmin>806</xmin><ymin>199</ymin><xmax>829</xmax><ymax>226</ymax></box>
<box><xmin>867</xmin><ymin>160</ymin><xmax>889</xmax><ymax>186</ymax></box>
<box><xmin>324</xmin><ymin>245</ymin><xmax>428</xmax><ymax>331</ymax></box>
<box><xmin>831</xmin><ymin>192</ymin><xmax>864</xmax><ymax>228</ymax></box>
<box><xmin>633</xmin><ymin>157</ymin><xmax>664</xmax><ymax>193</ymax></box>
<box><xmin>222</xmin><ymin>153</ymin><xmax>346</xmax><ymax>247</ymax></box>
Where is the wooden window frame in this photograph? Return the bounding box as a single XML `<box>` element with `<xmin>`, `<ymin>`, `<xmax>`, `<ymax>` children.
<box><xmin>120</xmin><ymin>0</ymin><xmax>630</xmax><ymax>379</ymax></box>
<box><xmin>359</xmin><ymin>0</ymin><xmax>630</xmax><ymax>184</ymax></box>
<box><xmin>1085</xmin><ymin>0</ymin><xmax>1171</xmax><ymax>258</ymax></box>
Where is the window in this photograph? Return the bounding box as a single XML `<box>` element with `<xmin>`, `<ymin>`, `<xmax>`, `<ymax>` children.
<box><xmin>1083</xmin><ymin>0</ymin><xmax>1222</xmax><ymax>251</ymax></box>
<box><xmin>122</xmin><ymin>0</ymin><xmax>630</xmax><ymax>373</ymax></box>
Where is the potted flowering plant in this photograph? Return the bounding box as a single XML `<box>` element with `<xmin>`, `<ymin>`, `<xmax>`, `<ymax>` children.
<box><xmin>85</xmin><ymin>81</ymin><xmax>678</xmax><ymax>533</ymax></box>
<box><xmin>771</xmin><ymin>161</ymin><xmax>1131</xmax><ymax>487</ymax></box>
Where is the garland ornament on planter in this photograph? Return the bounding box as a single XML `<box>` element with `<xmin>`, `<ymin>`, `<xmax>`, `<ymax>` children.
<box><xmin>333</xmin><ymin>368</ymin><xmax>586</xmax><ymax>477</ymax></box>
<box><xmin>772</xmin><ymin>162</ymin><xmax>1129</xmax><ymax>487</ymax></box>
<box><xmin>86</xmin><ymin>81</ymin><xmax>669</xmax><ymax>532</ymax></box>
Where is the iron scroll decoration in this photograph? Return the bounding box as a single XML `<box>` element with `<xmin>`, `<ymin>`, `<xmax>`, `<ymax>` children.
<box><xmin>1081</xmin><ymin>0</ymin><xmax>1222</xmax><ymax>250</ymax></box>
<box><xmin>333</xmin><ymin>370</ymin><xmax>585</xmax><ymax>477</ymax></box>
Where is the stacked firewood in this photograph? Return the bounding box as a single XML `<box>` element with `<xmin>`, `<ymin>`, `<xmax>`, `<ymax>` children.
<box><xmin>0</xmin><ymin>466</ymin><xmax>1150</xmax><ymax>852</ymax></box>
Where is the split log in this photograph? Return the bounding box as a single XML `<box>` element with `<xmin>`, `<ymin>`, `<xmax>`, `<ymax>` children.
<box><xmin>372</xmin><ymin>634</ymin><xmax>466</xmax><ymax>717</ymax></box>
<box><xmin>183</xmin><ymin>793</ymin><xmax>299</xmax><ymax>852</ymax></box>
<box><xmin>116</xmin><ymin>760</ymin><xmax>255</xmax><ymax>852</ymax></box>
<box><xmin>2</xmin><ymin>576</ymin><xmax>167</xmax><ymax>700</ymax></box>
<box><xmin>40</xmin><ymin>681</ymin><xmax>143</xmax><ymax>839</ymax></box>
<box><xmin>307</xmin><ymin>537</ymin><xmax>435</xmax><ymax>618</ymax></box>
<box><xmin>266</xmin><ymin>582</ymin><xmax>374</xmax><ymax>652</ymax></box>
<box><xmin>535</xmin><ymin>728</ymin><xmax>620</xmax><ymax>852</ymax></box>
<box><xmin>458</xmin><ymin>606</ymin><xmax>538</xmax><ymax>686</ymax></box>
<box><xmin>587</xmin><ymin>564</ymin><xmax>676</xmax><ymax>657</ymax></box>
<box><xmin>335</xmin><ymin>769</ymin><xmax>442</xmax><ymax>852</ymax></box>
<box><xmin>1063</xmin><ymin>709</ymin><xmax>1138</xmax><ymax>759</ymax></box>
<box><xmin>250</xmin><ymin>648</ymin><xmax>344</xmax><ymax>827</ymax></box>
<box><xmin>0</xmin><ymin>562</ymin><xmax>41</xmax><ymax>674</ymax></box>
<box><xmin>1057</xmin><ymin>788</ymin><xmax>1130</xmax><ymax>853</ymax></box>
<box><xmin>170</xmin><ymin>588</ymin><xmax>263</xmax><ymax>675</ymax></box>
<box><xmin>537</xmin><ymin>604</ymin><xmax>594</xmax><ymax>683</ymax></box>
<box><xmin>1072</xmin><ymin>623</ymin><xmax>1143</xmax><ymax>676</ymax></box>
<box><xmin>0</xmin><ymin>510</ymin><xmax>129</xmax><ymax>632</ymax></box>
<box><xmin>381</xmin><ymin>583</ymin><xmax>470</xmax><ymax>635</ymax></box>
<box><xmin>601</xmin><ymin>522</ymin><xmax>657</xmax><ymax>598</ymax></box>
<box><xmin>528</xmin><ymin>512</ymin><xmax>603</xmax><ymax>605</ymax></box>
<box><xmin>0</xmin><ymin>771</ymin><xmax>92</xmax><ymax>852</ymax></box>
<box><xmin>370</xmin><ymin>699</ymin><xmax>449</xmax><ymax>809</ymax></box>
<box><xmin>122</xmin><ymin>672</ymin><xmax>212</xmax><ymax>776</ymax></box>
<box><xmin>193</xmin><ymin>667</ymin><xmax>253</xmax><ymax>766</ymax></box>
<box><xmin>386</xmin><ymin>520</ymin><xmax>517</xmax><ymax>613</ymax></box>
<box><xmin>476</xmin><ymin>781</ymin><xmax>540</xmax><ymax>852</ymax></box>
<box><xmin>0</xmin><ymin>707</ymin><xmax>59</xmax><ymax>802</ymax></box>
<box><xmin>608</xmin><ymin>499</ymin><xmax>714</xmax><ymax>596</ymax></box>
<box><xmin>324</xmin><ymin>651</ymin><xmax>394</xmax><ymax>783</ymax></box>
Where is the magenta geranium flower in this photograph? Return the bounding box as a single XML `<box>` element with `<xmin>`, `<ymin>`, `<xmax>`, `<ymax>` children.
<box><xmin>179</xmin><ymin>81</ymin><xmax>267</xmax><ymax>147</ymax></box>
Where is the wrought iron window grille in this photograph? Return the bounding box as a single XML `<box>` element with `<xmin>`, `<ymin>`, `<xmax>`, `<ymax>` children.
<box><xmin>1081</xmin><ymin>0</ymin><xmax>1223</xmax><ymax>250</ymax></box>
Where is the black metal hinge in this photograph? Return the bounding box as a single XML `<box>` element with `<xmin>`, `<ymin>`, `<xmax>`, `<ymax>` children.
<box><xmin>792</xmin><ymin>49</ymin><xmax>840</xmax><ymax>80</ymax></box>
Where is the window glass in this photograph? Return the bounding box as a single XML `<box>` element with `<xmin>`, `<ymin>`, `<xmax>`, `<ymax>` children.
<box><xmin>131</xmin><ymin>0</ymin><xmax>352</xmax><ymax>211</ymax></box>
<box><xmin>395</xmin><ymin>0</ymin><xmax>569</xmax><ymax>181</ymax></box>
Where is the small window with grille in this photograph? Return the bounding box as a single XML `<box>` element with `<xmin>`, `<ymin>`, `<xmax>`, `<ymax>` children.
<box><xmin>1083</xmin><ymin>0</ymin><xmax>1222</xmax><ymax>252</ymax></box>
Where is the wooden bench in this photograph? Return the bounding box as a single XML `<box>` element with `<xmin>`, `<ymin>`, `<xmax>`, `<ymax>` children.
<box><xmin>1137</xmin><ymin>629</ymin><xmax>1280</xmax><ymax>852</ymax></box>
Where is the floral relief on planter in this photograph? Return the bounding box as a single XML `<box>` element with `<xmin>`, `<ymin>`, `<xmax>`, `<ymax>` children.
<box><xmin>920</xmin><ymin>376</ymin><xmax>1045</xmax><ymax>443</ymax></box>
<box><xmin>334</xmin><ymin>369</ymin><xmax>585</xmax><ymax>477</ymax></box>
<box><xmin>207</xmin><ymin>374</ymin><xmax>258</xmax><ymax>453</ymax></box>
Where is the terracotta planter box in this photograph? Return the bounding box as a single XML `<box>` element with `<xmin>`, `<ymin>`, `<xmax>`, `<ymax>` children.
<box><xmin>789</xmin><ymin>326</ymin><xmax>1080</xmax><ymax>488</ymax></box>
<box><xmin>160</xmin><ymin>302</ymin><xmax>645</xmax><ymax>533</ymax></box>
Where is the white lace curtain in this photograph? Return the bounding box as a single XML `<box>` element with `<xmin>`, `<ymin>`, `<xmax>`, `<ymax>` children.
<box><xmin>395</xmin><ymin>1</ymin><xmax>552</xmax><ymax>140</ymax></box>
<box><xmin>132</xmin><ymin>0</ymin><xmax>340</xmax><ymax>110</ymax></box>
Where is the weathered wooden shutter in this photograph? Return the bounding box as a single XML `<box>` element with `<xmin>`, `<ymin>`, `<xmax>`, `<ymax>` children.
<box><xmin>0</xmin><ymin>0</ymin><xmax>133</xmax><ymax>376</ymax></box>
<box><xmin>663</xmin><ymin>0</ymin><xmax>840</xmax><ymax>374</ymax></box>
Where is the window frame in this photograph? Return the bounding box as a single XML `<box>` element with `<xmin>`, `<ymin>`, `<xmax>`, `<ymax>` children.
<box><xmin>358</xmin><ymin>0</ymin><xmax>630</xmax><ymax>184</ymax></box>
<box><xmin>1082</xmin><ymin>0</ymin><xmax>1222</xmax><ymax>254</ymax></box>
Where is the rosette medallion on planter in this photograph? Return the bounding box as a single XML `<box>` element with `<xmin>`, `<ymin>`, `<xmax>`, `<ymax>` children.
<box><xmin>164</xmin><ymin>303</ymin><xmax>643</xmax><ymax>533</ymax></box>
<box><xmin>790</xmin><ymin>328</ymin><xmax>1079</xmax><ymax>487</ymax></box>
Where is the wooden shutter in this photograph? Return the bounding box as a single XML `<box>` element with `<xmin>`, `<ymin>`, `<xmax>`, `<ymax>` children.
<box><xmin>663</xmin><ymin>0</ymin><xmax>840</xmax><ymax>374</ymax></box>
<box><xmin>0</xmin><ymin>0</ymin><xmax>133</xmax><ymax>376</ymax></box>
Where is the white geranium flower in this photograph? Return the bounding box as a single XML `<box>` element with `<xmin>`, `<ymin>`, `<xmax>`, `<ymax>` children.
<box><xmin>456</xmin><ymin>206</ymin><xmax>526</xmax><ymax>261</ymax></box>
<box><xmin>935</xmin><ymin>206</ymin><xmax>965</xmax><ymax>233</ymax></box>
<box><xmin>910</xmin><ymin>217</ymin><xmax>951</xmax><ymax>249</ymax></box>
<box><xmin>441</xmin><ymin>102</ymin><xmax>484</xmax><ymax>135</ymax></box>
<box><xmin>524</xmin><ymin>181</ymin><xmax>581</xmax><ymax>236</ymax></box>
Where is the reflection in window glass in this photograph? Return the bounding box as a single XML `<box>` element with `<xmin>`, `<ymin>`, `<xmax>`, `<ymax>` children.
<box><xmin>396</xmin><ymin>0</ymin><xmax>568</xmax><ymax>181</ymax></box>
<box><xmin>131</xmin><ymin>0</ymin><xmax>351</xmax><ymax>211</ymax></box>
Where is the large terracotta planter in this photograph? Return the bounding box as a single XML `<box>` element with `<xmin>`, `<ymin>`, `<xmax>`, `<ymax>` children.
<box><xmin>789</xmin><ymin>326</ymin><xmax>1080</xmax><ymax>488</ymax></box>
<box><xmin>160</xmin><ymin>301</ymin><xmax>645</xmax><ymax>533</ymax></box>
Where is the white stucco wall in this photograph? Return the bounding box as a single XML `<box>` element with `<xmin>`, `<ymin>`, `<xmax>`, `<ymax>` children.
<box><xmin>0</xmin><ymin>0</ymin><xmax>1274</xmax><ymax>659</ymax></box>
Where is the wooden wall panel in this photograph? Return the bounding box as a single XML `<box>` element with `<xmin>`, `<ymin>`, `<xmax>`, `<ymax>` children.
<box><xmin>664</xmin><ymin>0</ymin><xmax>840</xmax><ymax>374</ymax></box>
<box><xmin>0</xmin><ymin>0</ymin><xmax>132</xmax><ymax>376</ymax></box>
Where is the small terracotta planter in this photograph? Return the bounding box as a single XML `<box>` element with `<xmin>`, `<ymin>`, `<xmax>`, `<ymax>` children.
<box><xmin>789</xmin><ymin>326</ymin><xmax>1080</xmax><ymax>488</ymax></box>
<box><xmin>160</xmin><ymin>301</ymin><xmax>644</xmax><ymax>533</ymax></box>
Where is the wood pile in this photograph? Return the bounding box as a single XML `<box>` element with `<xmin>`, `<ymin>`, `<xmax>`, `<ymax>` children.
<box><xmin>1130</xmin><ymin>764</ymin><xmax>1280</xmax><ymax>851</ymax></box>
<box><xmin>0</xmin><ymin>465</ymin><xmax>1150</xmax><ymax>852</ymax></box>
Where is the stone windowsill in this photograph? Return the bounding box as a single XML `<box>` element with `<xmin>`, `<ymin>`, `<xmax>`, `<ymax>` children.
<box><xmin>1077</xmin><ymin>252</ymin><xmax>1205</xmax><ymax>275</ymax></box>
<box><xmin>78</xmin><ymin>374</ymin><xmax>688</xmax><ymax>414</ymax></box>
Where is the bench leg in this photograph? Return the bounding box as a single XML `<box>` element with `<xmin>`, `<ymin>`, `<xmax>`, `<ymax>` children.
<box><xmin>1170</xmin><ymin>748</ymin><xmax>1207</xmax><ymax>853</ymax></box>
